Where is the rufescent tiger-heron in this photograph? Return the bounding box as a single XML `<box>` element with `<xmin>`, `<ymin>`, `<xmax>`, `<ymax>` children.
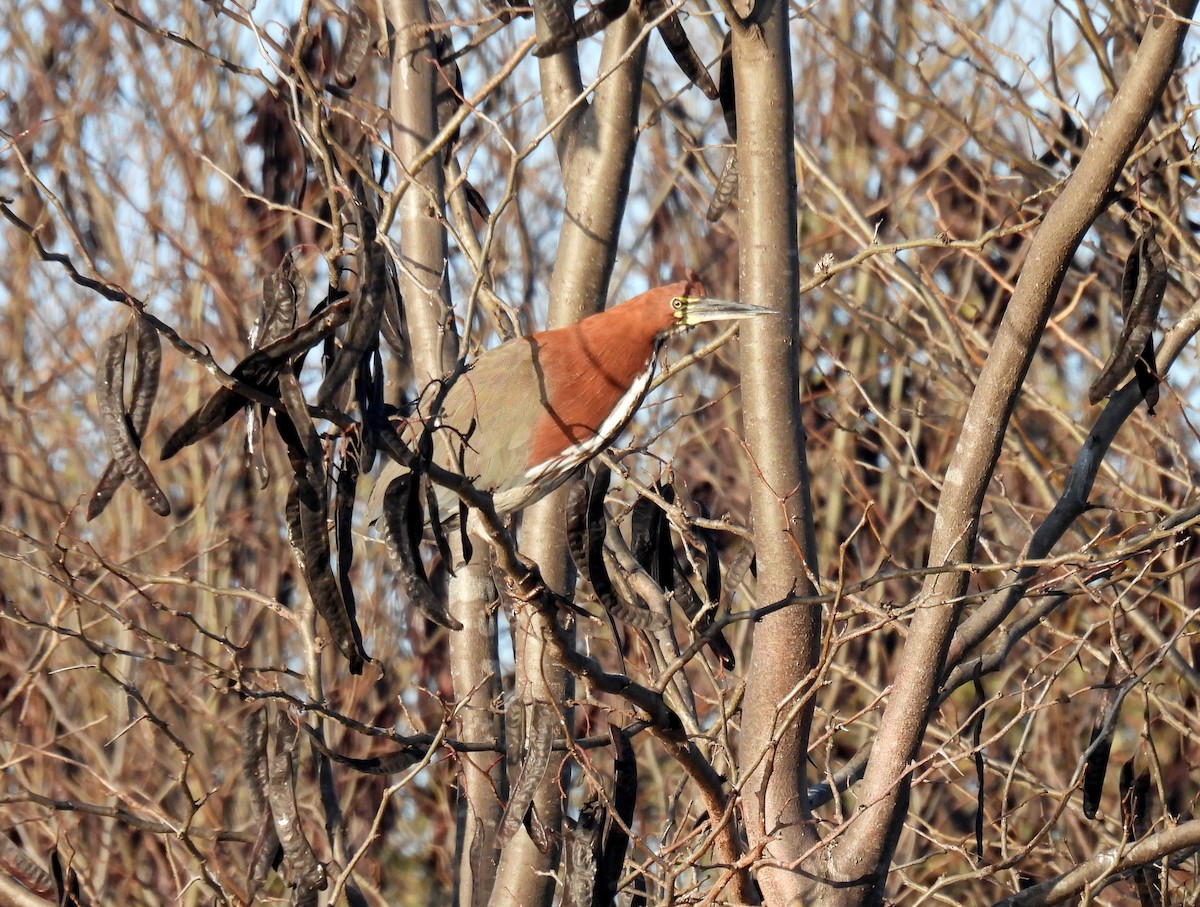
<box><xmin>367</xmin><ymin>276</ymin><xmax>771</xmax><ymax>526</ymax></box>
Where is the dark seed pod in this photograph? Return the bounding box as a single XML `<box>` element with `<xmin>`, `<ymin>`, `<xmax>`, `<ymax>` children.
<box><xmin>1081</xmin><ymin>712</ymin><xmax>1114</xmax><ymax>821</ymax></box>
<box><xmin>258</xmin><ymin>253</ymin><xmax>302</xmax><ymax>348</ymax></box>
<box><xmin>596</xmin><ymin>726</ymin><xmax>637</xmax><ymax>904</ymax></box>
<box><xmin>532</xmin><ymin>0</ymin><xmax>577</xmax><ymax>57</ymax></box>
<box><xmin>243</xmin><ymin>705</ymin><xmax>271</xmax><ymax>816</ymax></box>
<box><xmin>334</xmin><ymin>3</ymin><xmax>372</xmax><ymax>87</ymax></box>
<box><xmin>568</xmin><ymin>471</ymin><xmax>668</xmax><ymax>631</ymax></box>
<box><xmin>379</xmin><ymin>474</ymin><xmax>462</xmax><ymax>630</ymax></box>
<box><xmin>334</xmin><ymin>442</ymin><xmax>360</xmax><ymax>640</ymax></box>
<box><xmin>317</xmin><ymin>209</ymin><xmax>386</xmax><ymax>407</ymax></box>
<box><xmin>50</xmin><ymin>851</ymin><xmax>89</xmax><ymax>907</ymax></box>
<box><xmin>89</xmin><ymin>315</ymin><xmax>166</xmax><ymax>515</ymax></box>
<box><xmin>266</xmin><ymin>711</ymin><xmax>327</xmax><ymax>893</ymax></box>
<box><xmin>1088</xmin><ymin>230</ymin><xmax>1166</xmax><ymax>405</ymax></box>
<box><xmin>282</xmin><ymin>413</ymin><xmax>368</xmax><ymax>676</ymax></box>
<box><xmin>717</xmin><ymin>30</ymin><xmax>736</xmax><ymax>140</ymax></box>
<box><xmin>296</xmin><ymin>490</ymin><xmax>366</xmax><ymax>674</ymax></box>
<box><xmin>162</xmin><ymin>298</ymin><xmax>350</xmax><ymax>460</ymax></box>
<box><xmin>497</xmin><ymin>700</ymin><xmax>557</xmax><ymax>845</ymax></box>
<box><xmin>127</xmin><ymin>316</ymin><xmax>162</xmax><ymax>444</ymax></box>
<box><xmin>639</xmin><ymin>0</ymin><xmax>719</xmax><ymax>99</ymax></box>
<box><xmin>560</xmin><ymin>801</ymin><xmax>603</xmax><ymax>907</ymax></box>
<box><xmin>97</xmin><ymin>330</ymin><xmax>170</xmax><ymax>516</ymax></box>
<box><xmin>534</xmin><ymin>0</ymin><xmax>631</xmax><ymax>57</ymax></box>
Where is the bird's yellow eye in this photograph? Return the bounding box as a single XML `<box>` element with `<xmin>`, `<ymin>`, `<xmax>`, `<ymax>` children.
<box><xmin>671</xmin><ymin>296</ymin><xmax>685</xmax><ymax>311</ymax></box>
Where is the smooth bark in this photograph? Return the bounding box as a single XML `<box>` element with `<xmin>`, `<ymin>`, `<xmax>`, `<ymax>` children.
<box><xmin>732</xmin><ymin>3</ymin><xmax>822</xmax><ymax>904</ymax></box>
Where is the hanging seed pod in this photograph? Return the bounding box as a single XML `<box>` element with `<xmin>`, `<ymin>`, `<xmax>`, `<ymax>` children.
<box><xmin>265</xmin><ymin>711</ymin><xmax>327</xmax><ymax>894</ymax></box>
<box><xmin>568</xmin><ymin>470</ymin><xmax>668</xmax><ymax>631</ymax></box>
<box><xmin>378</xmin><ymin>474</ymin><xmax>462</xmax><ymax>630</ymax></box>
<box><xmin>707</xmin><ymin>152</ymin><xmax>739</xmax><ymax>222</ymax></box>
<box><xmin>283</xmin><ymin>443</ymin><xmax>368</xmax><ymax>677</ymax></box>
<box><xmin>639</xmin><ymin>0</ymin><xmax>718</xmax><ymax>99</ymax></box>
<box><xmin>532</xmin><ymin>0</ymin><xmax>577</xmax><ymax>56</ymax></box>
<box><xmin>333</xmin><ymin>3</ymin><xmax>371</xmax><ymax>87</ymax></box>
<box><xmin>596</xmin><ymin>726</ymin><xmax>637</xmax><ymax>905</ymax></box>
<box><xmin>89</xmin><ymin>317</ymin><xmax>163</xmax><ymax>518</ymax></box>
<box><xmin>560</xmin><ymin>800</ymin><xmax>603</xmax><ymax>907</ymax></box>
<box><xmin>161</xmin><ymin>299</ymin><xmax>349</xmax><ymax>460</ymax></box>
<box><xmin>317</xmin><ymin>209</ymin><xmax>386</xmax><ymax>407</ymax></box>
<box><xmin>1088</xmin><ymin>230</ymin><xmax>1166</xmax><ymax>406</ymax></box>
<box><xmin>96</xmin><ymin>330</ymin><xmax>170</xmax><ymax>516</ymax></box>
<box><xmin>534</xmin><ymin>0</ymin><xmax>631</xmax><ymax>57</ymax></box>
<box><xmin>496</xmin><ymin>700</ymin><xmax>557</xmax><ymax>845</ymax></box>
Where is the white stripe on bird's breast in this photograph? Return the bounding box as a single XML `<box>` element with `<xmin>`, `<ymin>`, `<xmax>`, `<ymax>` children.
<box><xmin>523</xmin><ymin>353</ymin><xmax>660</xmax><ymax>486</ymax></box>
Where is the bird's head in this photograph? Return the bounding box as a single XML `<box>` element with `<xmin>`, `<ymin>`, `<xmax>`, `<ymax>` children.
<box><xmin>642</xmin><ymin>273</ymin><xmax>773</xmax><ymax>336</ymax></box>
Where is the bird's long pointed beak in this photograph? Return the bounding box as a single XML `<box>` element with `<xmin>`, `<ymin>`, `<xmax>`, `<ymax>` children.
<box><xmin>684</xmin><ymin>297</ymin><xmax>774</xmax><ymax>326</ymax></box>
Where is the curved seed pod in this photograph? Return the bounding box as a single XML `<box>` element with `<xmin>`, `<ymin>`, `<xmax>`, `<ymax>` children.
<box><xmin>717</xmin><ymin>29</ymin><xmax>736</xmax><ymax>140</ymax></box>
<box><xmin>50</xmin><ymin>851</ymin><xmax>89</xmax><ymax>907</ymax></box>
<box><xmin>283</xmin><ymin>427</ymin><xmax>367</xmax><ymax>676</ymax></box>
<box><xmin>303</xmin><ymin>723</ymin><xmax>421</xmax><ymax>774</ymax></box>
<box><xmin>266</xmin><ymin>711</ymin><xmax>327</xmax><ymax>893</ymax></box>
<box><xmin>357</xmin><ymin>347</ymin><xmax>385</xmax><ymax>471</ymax></box>
<box><xmin>532</xmin><ymin>0</ymin><xmax>576</xmax><ymax>57</ymax></box>
<box><xmin>706</xmin><ymin>151</ymin><xmax>739</xmax><ymax>222</ymax></box>
<box><xmin>259</xmin><ymin>253</ymin><xmax>302</xmax><ymax>348</ymax></box>
<box><xmin>97</xmin><ymin>331</ymin><xmax>170</xmax><ymax>516</ymax></box>
<box><xmin>0</xmin><ymin>834</ymin><xmax>54</xmax><ymax>898</ymax></box>
<box><xmin>461</xmin><ymin>179</ymin><xmax>491</xmax><ymax>220</ymax></box>
<box><xmin>1119</xmin><ymin>760</ymin><xmax>1152</xmax><ymax>840</ymax></box>
<box><xmin>243</xmin><ymin>705</ymin><xmax>272</xmax><ymax>816</ymax></box>
<box><xmin>1135</xmin><ymin>335</ymin><xmax>1159</xmax><ymax>414</ymax></box>
<box><xmin>1088</xmin><ymin>231</ymin><xmax>1166</xmax><ymax>405</ymax></box>
<box><xmin>162</xmin><ymin>300</ymin><xmax>350</xmax><ymax>460</ymax></box>
<box><xmin>379</xmin><ymin>474</ymin><xmax>462</xmax><ymax>630</ymax></box>
<box><xmin>87</xmin><ymin>461</ymin><xmax>128</xmax><ymax>520</ymax></box>
<box><xmin>1082</xmin><ymin>722</ymin><xmax>1114</xmax><ymax>820</ymax></box>
<box><xmin>334</xmin><ymin>442</ymin><xmax>360</xmax><ymax>634</ymax></box>
<box><xmin>630</xmin><ymin>483</ymin><xmax>673</xmax><ymax>586</ymax></box>
<box><xmin>317</xmin><ymin>210</ymin><xmax>386</xmax><ymax>407</ymax></box>
<box><xmin>334</xmin><ymin>3</ymin><xmax>371</xmax><ymax>87</ymax></box>
<box><xmin>246</xmin><ymin>403</ymin><xmax>271</xmax><ymax>489</ymax></box>
<box><xmin>380</xmin><ymin>272</ymin><xmax>408</xmax><ymax>360</ymax></box>
<box><xmin>596</xmin><ymin>726</ymin><xmax>636</xmax><ymax>905</ymax></box>
<box><xmin>566</xmin><ymin>468</ymin><xmax>610</xmax><ymax>586</ymax></box>
<box><xmin>504</xmin><ymin>696</ymin><xmax>525</xmax><ymax>774</ymax></box>
<box><xmin>569</xmin><ymin>469</ymin><xmax>666</xmax><ymax>629</ymax></box>
<box><xmin>297</xmin><ymin>487</ymin><xmax>366</xmax><ymax>674</ymax></box>
<box><xmin>693</xmin><ymin>506</ymin><xmax>735</xmax><ymax>669</ymax></box>
<box><xmin>534</xmin><ymin>0</ymin><xmax>631</xmax><ymax>57</ymax></box>
<box><xmin>244</xmin><ymin>298</ymin><xmax>349</xmax><ymax>377</ymax></box>
<box><xmin>497</xmin><ymin>699</ymin><xmax>557</xmax><ymax>845</ymax></box>
<box><xmin>560</xmin><ymin>801</ymin><xmax>603</xmax><ymax>907</ymax></box>
<box><xmin>969</xmin><ymin>672</ymin><xmax>985</xmax><ymax>857</ymax></box>
<box><xmin>569</xmin><ymin>472</ymin><xmax>669</xmax><ymax>630</ymax></box>
<box><xmin>88</xmin><ymin>322</ymin><xmax>160</xmax><ymax>518</ymax></box>
<box><xmin>162</xmin><ymin>385</ymin><xmax>256</xmax><ymax>461</ymax></box>
<box><xmin>633</xmin><ymin>486</ymin><xmax>734</xmax><ymax>664</ymax></box>
<box><xmin>246</xmin><ymin>814</ymin><xmax>282</xmax><ymax>905</ymax></box>
<box><xmin>278</xmin><ymin>372</ymin><xmax>324</xmax><ymax>486</ymax></box>
<box><xmin>127</xmin><ymin>315</ymin><xmax>162</xmax><ymax>442</ymax></box>
<box><xmin>244</xmin><ymin>708</ymin><xmax>283</xmax><ymax>901</ymax></box>
<box><xmin>604</xmin><ymin>581</ymin><xmax>670</xmax><ymax>630</ymax></box>
<box><xmin>639</xmin><ymin>0</ymin><xmax>718</xmax><ymax>99</ymax></box>
<box><xmin>425</xmin><ymin>475</ymin><xmax>455</xmax><ymax>573</ymax></box>
<box><xmin>1082</xmin><ymin>657</ymin><xmax>1119</xmax><ymax>820</ymax></box>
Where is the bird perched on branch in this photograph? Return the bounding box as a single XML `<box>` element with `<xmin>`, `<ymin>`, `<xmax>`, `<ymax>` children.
<box><xmin>367</xmin><ymin>276</ymin><xmax>770</xmax><ymax>524</ymax></box>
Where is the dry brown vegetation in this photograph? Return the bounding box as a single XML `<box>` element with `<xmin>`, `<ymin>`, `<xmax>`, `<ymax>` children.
<box><xmin>4</xmin><ymin>0</ymin><xmax>1200</xmax><ymax>904</ymax></box>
